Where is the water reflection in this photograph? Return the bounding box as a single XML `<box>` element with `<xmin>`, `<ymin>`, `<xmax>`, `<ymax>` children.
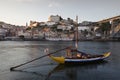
<box><xmin>12</xmin><ymin>61</ymin><xmax>108</xmax><ymax>80</ymax></box>
<box><xmin>46</xmin><ymin>61</ymin><xmax>108</xmax><ymax>80</ymax></box>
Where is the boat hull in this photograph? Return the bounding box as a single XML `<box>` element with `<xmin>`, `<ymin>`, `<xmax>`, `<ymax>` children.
<box><xmin>49</xmin><ymin>52</ymin><xmax>111</xmax><ymax>64</ymax></box>
<box><xmin>65</xmin><ymin>57</ymin><xmax>104</xmax><ymax>63</ymax></box>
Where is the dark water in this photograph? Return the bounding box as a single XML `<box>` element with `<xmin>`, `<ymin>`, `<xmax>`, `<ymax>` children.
<box><xmin>0</xmin><ymin>41</ymin><xmax>120</xmax><ymax>80</ymax></box>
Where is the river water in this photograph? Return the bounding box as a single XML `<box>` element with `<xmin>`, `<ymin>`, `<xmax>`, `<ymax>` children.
<box><xmin>0</xmin><ymin>41</ymin><xmax>120</xmax><ymax>80</ymax></box>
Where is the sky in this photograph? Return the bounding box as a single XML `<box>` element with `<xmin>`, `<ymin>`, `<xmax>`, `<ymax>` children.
<box><xmin>0</xmin><ymin>0</ymin><xmax>120</xmax><ymax>26</ymax></box>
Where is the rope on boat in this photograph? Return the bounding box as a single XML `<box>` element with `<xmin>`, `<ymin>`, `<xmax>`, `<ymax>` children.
<box><xmin>10</xmin><ymin>47</ymin><xmax>69</xmax><ymax>71</ymax></box>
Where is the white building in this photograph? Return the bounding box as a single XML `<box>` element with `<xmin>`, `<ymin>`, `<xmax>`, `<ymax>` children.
<box><xmin>57</xmin><ymin>25</ymin><xmax>66</xmax><ymax>30</ymax></box>
<box><xmin>57</xmin><ymin>25</ymin><xmax>73</xmax><ymax>31</ymax></box>
<box><xmin>78</xmin><ymin>26</ymin><xmax>89</xmax><ymax>31</ymax></box>
<box><xmin>46</xmin><ymin>21</ymin><xmax>56</xmax><ymax>26</ymax></box>
<box><xmin>0</xmin><ymin>28</ymin><xmax>6</xmax><ymax>36</ymax></box>
<box><xmin>18</xmin><ymin>30</ymin><xmax>31</xmax><ymax>38</ymax></box>
<box><xmin>39</xmin><ymin>22</ymin><xmax>46</xmax><ymax>26</ymax></box>
<box><xmin>81</xmin><ymin>21</ymin><xmax>92</xmax><ymax>26</ymax></box>
<box><xmin>48</xmin><ymin>15</ymin><xmax>61</xmax><ymax>22</ymax></box>
<box><xmin>65</xmin><ymin>25</ymin><xmax>73</xmax><ymax>30</ymax></box>
<box><xmin>61</xmin><ymin>18</ymin><xmax>73</xmax><ymax>25</ymax></box>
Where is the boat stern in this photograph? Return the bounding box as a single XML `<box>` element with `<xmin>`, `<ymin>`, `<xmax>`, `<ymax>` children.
<box><xmin>103</xmin><ymin>52</ymin><xmax>111</xmax><ymax>58</ymax></box>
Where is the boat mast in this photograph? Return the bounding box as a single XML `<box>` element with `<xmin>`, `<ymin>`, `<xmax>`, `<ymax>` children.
<box><xmin>75</xmin><ymin>15</ymin><xmax>78</xmax><ymax>50</ymax></box>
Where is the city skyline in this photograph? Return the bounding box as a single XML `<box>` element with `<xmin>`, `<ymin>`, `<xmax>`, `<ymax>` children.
<box><xmin>0</xmin><ymin>0</ymin><xmax>120</xmax><ymax>25</ymax></box>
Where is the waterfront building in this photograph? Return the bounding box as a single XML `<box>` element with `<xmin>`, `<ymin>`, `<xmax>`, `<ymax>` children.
<box><xmin>46</xmin><ymin>21</ymin><xmax>56</xmax><ymax>26</ymax></box>
<box><xmin>0</xmin><ymin>28</ymin><xmax>6</xmax><ymax>39</ymax></box>
<box><xmin>78</xmin><ymin>21</ymin><xmax>98</xmax><ymax>39</ymax></box>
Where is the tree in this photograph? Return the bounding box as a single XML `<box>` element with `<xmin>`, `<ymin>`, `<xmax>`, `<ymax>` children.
<box><xmin>83</xmin><ymin>29</ymin><xmax>88</xmax><ymax>36</ymax></box>
<box><xmin>51</xmin><ymin>24</ymin><xmax>57</xmax><ymax>32</ymax></box>
<box><xmin>99</xmin><ymin>22</ymin><xmax>111</xmax><ymax>37</ymax></box>
<box><xmin>26</xmin><ymin>27</ymin><xmax>31</xmax><ymax>30</ymax></box>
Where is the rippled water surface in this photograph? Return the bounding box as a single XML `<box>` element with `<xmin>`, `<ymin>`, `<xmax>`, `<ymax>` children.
<box><xmin>0</xmin><ymin>41</ymin><xmax>120</xmax><ymax>80</ymax></box>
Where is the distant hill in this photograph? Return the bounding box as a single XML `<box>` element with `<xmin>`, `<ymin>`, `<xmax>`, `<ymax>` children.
<box><xmin>0</xmin><ymin>21</ymin><xmax>19</xmax><ymax>29</ymax></box>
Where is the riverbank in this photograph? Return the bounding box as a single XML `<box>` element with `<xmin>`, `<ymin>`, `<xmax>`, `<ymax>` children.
<box><xmin>0</xmin><ymin>37</ymin><xmax>120</xmax><ymax>41</ymax></box>
<box><xmin>1</xmin><ymin>39</ymin><xmax>120</xmax><ymax>42</ymax></box>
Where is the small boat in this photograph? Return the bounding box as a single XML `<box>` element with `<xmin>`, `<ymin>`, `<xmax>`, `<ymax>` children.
<box><xmin>49</xmin><ymin>49</ymin><xmax>111</xmax><ymax>64</ymax></box>
<box><xmin>47</xmin><ymin>16</ymin><xmax>111</xmax><ymax>64</ymax></box>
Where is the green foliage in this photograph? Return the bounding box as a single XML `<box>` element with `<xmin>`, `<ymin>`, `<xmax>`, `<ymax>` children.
<box><xmin>113</xmin><ymin>19</ymin><xmax>120</xmax><ymax>23</ymax></box>
<box><xmin>83</xmin><ymin>29</ymin><xmax>89</xmax><ymax>35</ymax></box>
<box><xmin>100</xmin><ymin>22</ymin><xmax>111</xmax><ymax>32</ymax></box>
<box><xmin>51</xmin><ymin>24</ymin><xmax>57</xmax><ymax>31</ymax></box>
<box><xmin>26</xmin><ymin>27</ymin><xmax>31</xmax><ymax>30</ymax></box>
<box><xmin>113</xmin><ymin>19</ymin><xmax>120</xmax><ymax>27</ymax></box>
<box><xmin>19</xmin><ymin>35</ymin><xmax>24</xmax><ymax>39</ymax></box>
<box><xmin>57</xmin><ymin>29</ymin><xmax>63</xmax><ymax>32</ymax></box>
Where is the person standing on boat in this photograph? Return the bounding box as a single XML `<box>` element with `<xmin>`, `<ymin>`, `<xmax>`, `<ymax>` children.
<box><xmin>66</xmin><ymin>47</ymin><xmax>72</xmax><ymax>58</ymax></box>
<box><xmin>66</xmin><ymin>47</ymin><xmax>81</xmax><ymax>58</ymax></box>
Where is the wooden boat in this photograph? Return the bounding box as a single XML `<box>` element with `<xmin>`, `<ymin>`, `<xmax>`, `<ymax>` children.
<box><xmin>49</xmin><ymin>51</ymin><xmax>111</xmax><ymax>64</ymax></box>
<box><xmin>47</xmin><ymin>16</ymin><xmax>111</xmax><ymax>64</ymax></box>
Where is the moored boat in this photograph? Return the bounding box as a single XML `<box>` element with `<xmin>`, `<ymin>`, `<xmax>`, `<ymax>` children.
<box><xmin>49</xmin><ymin>51</ymin><xmax>111</xmax><ymax>64</ymax></box>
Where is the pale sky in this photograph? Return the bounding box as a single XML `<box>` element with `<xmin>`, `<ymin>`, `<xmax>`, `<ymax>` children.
<box><xmin>0</xmin><ymin>0</ymin><xmax>120</xmax><ymax>25</ymax></box>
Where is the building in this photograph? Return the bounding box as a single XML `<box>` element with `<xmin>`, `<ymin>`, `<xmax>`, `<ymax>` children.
<box><xmin>57</xmin><ymin>25</ymin><xmax>73</xmax><ymax>31</ymax></box>
<box><xmin>29</xmin><ymin>21</ymin><xmax>39</xmax><ymax>28</ymax></box>
<box><xmin>0</xmin><ymin>26</ymin><xmax>7</xmax><ymax>40</ymax></box>
<box><xmin>46</xmin><ymin>21</ymin><xmax>56</xmax><ymax>26</ymax></box>
<box><xmin>48</xmin><ymin>15</ymin><xmax>61</xmax><ymax>22</ymax></box>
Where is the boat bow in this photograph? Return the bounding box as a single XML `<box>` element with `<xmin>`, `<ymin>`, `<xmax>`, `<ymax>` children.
<box><xmin>49</xmin><ymin>56</ymin><xmax>65</xmax><ymax>64</ymax></box>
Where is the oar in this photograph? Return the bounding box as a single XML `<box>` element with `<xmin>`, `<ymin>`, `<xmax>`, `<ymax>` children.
<box><xmin>10</xmin><ymin>47</ymin><xmax>69</xmax><ymax>71</ymax></box>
